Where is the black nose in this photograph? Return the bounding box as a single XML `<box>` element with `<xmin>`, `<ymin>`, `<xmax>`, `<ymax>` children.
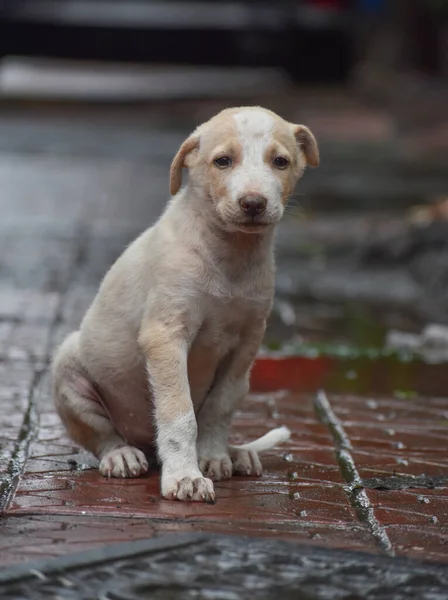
<box><xmin>238</xmin><ymin>195</ymin><xmax>267</xmax><ymax>217</ymax></box>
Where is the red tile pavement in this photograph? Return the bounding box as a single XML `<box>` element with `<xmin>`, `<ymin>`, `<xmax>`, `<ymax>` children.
<box><xmin>352</xmin><ymin>449</ymin><xmax>448</xmax><ymax>480</ymax></box>
<box><xmin>2</xmin><ymin>386</ymin><xmax>371</xmax><ymax>565</ymax></box>
<box><xmin>370</xmin><ymin>488</ymin><xmax>448</xmax><ymax>527</ymax></box>
<box><xmin>330</xmin><ymin>394</ymin><xmax>448</xmax><ymax>481</ymax></box>
<box><xmin>321</xmin><ymin>392</ymin><xmax>448</xmax><ymax>563</ymax></box>
<box><xmin>0</xmin><ymin>514</ymin><xmax>374</xmax><ymax>566</ymax></box>
<box><xmin>1</xmin><ymin>364</ymin><xmax>448</xmax><ymax>566</ymax></box>
<box><xmin>385</xmin><ymin>527</ymin><xmax>448</xmax><ymax>564</ymax></box>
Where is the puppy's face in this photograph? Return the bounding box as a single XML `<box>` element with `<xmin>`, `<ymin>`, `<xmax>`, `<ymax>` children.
<box><xmin>170</xmin><ymin>107</ymin><xmax>319</xmax><ymax>234</ymax></box>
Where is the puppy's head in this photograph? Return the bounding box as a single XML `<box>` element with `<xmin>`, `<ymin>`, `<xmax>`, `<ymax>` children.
<box><xmin>170</xmin><ymin>106</ymin><xmax>319</xmax><ymax>233</ymax></box>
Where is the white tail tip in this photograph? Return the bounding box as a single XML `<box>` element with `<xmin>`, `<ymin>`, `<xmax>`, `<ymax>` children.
<box><xmin>230</xmin><ymin>425</ymin><xmax>291</xmax><ymax>453</ymax></box>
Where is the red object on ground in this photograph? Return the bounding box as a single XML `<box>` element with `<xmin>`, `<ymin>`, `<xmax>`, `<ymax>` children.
<box><xmin>251</xmin><ymin>356</ymin><xmax>334</xmax><ymax>393</ymax></box>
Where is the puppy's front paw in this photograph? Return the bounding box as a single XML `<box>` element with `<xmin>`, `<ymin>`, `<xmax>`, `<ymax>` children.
<box><xmin>230</xmin><ymin>447</ymin><xmax>263</xmax><ymax>477</ymax></box>
<box><xmin>99</xmin><ymin>446</ymin><xmax>149</xmax><ymax>478</ymax></box>
<box><xmin>198</xmin><ymin>454</ymin><xmax>233</xmax><ymax>481</ymax></box>
<box><xmin>161</xmin><ymin>471</ymin><xmax>215</xmax><ymax>503</ymax></box>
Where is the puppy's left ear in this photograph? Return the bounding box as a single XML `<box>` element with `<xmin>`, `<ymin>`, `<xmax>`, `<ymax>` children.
<box><xmin>170</xmin><ymin>135</ymin><xmax>200</xmax><ymax>196</ymax></box>
<box><xmin>292</xmin><ymin>125</ymin><xmax>319</xmax><ymax>167</ymax></box>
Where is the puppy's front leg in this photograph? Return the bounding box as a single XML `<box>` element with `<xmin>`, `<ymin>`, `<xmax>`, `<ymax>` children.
<box><xmin>197</xmin><ymin>320</ymin><xmax>266</xmax><ymax>481</ymax></box>
<box><xmin>140</xmin><ymin>321</ymin><xmax>214</xmax><ymax>503</ymax></box>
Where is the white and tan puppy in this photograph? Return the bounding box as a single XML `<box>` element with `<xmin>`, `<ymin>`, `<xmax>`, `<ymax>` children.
<box><xmin>52</xmin><ymin>106</ymin><xmax>319</xmax><ymax>503</ymax></box>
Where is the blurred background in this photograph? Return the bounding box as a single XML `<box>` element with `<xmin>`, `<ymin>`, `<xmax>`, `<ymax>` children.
<box><xmin>0</xmin><ymin>0</ymin><xmax>447</xmax><ymax>394</ymax></box>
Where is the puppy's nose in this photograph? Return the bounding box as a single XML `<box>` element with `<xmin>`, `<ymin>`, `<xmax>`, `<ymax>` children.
<box><xmin>238</xmin><ymin>194</ymin><xmax>267</xmax><ymax>217</ymax></box>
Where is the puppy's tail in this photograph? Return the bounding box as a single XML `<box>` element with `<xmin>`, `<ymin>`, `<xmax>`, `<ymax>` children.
<box><xmin>229</xmin><ymin>425</ymin><xmax>291</xmax><ymax>453</ymax></box>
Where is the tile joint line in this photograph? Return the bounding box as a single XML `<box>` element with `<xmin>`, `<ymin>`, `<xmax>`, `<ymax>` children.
<box><xmin>314</xmin><ymin>390</ymin><xmax>394</xmax><ymax>557</ymax></box>
<box><xmin>0</xmin><ymin>225</ymin><xmax>89</xmax><ymax>515</ymax></box>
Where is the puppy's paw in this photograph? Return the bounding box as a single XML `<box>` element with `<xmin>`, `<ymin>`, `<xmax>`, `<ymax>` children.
<box><xmin>99</xmin><ymin>446</ymin><xmax>149</xmax><ymax>478</ymax></box>
<box><xmin>161</xmin><ymin>471</ymin><xmax>215</xmax><ymax>503</ymax></box>
<box><xmin>230</xmin><ymin>447</ymin><xmax>263</xmax><ymax>477</ymax></box>
<box><xmin>198</xmin><ymin>453</ymin><xmax>233</xmax><ymax>481</ymax></box>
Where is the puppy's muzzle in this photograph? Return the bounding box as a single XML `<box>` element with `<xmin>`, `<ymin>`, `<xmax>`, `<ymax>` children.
<box><xmin>238</xmin><ymin>194</ymin><xmax>267</xmax><ymax>218</ymax></box>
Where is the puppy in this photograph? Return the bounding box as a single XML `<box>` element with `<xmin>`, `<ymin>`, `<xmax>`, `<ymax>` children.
<box><xmin>52</xmin><ymin>106</ymin><xmax>319</xmax><ymax>502</ymax></box>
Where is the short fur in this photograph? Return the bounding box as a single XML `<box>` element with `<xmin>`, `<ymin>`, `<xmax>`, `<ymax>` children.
<box><xmin>52</xmin><ymin>106</ymin><xmax>319</xmax><ymax>502</ymax></box>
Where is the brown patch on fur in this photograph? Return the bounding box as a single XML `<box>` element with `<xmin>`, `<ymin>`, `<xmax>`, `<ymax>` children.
<box><xmin>293</xmin><ymin>125</ymin><xmax>320</xmax><ymax>167</ymax></box>
<box><xmin>57</xmin><ymin>402</ymin><xmax>103</xmax><ymax>455</ymax></box>
<box><xmin>190</xmin><ymin>117</ymin><xmax>243</xmax><ymax>204</ymax></box>
<box><xmin>170</xmin><ymin>135</ymin><xmax>200</xmax><ymax>195</ymax></box>
<box><xmin>197</xmin><ymin>119</ymin><xmax>241</xmax><ymax>163</ymax></box>
<box><xmin>139</xmin><ymin>322</ymin><xmax>193</xmax><ymax>424</ymax></box>
<box><xmin>207</xmin><ymin>169</ymin><xmax>229</xmax><ymax>206</ymax></box>
<box><xmin>263</xmin><ymin>121</ymin><xmax>305</xmax><ymax>205</ymax></box>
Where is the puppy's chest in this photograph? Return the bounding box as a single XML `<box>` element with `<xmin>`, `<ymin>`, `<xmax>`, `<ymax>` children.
<box><xmin>197</xmin><ymin>294</ymin><xmax>269</xmax><ymax>352</ymax></box>
<box><xmin>187</xmin><ymin>295</ymin><xmax>270</xmax><ymax>405</ymax></box>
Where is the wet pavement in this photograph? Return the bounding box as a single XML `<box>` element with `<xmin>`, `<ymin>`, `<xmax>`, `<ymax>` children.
<box><xmin>2</xmin><ymin>382</ymin><xmax>448</xmax><ymax>566</ymax></box>
<box><xmin>2</xmin><ymin>534</ymin><xmax>448</xmax><ymax>600</ymax></box>
<box><xmin>0</xmin><ymin>91</ymin><xmax>447</xmax><ymax>590</ymax></box>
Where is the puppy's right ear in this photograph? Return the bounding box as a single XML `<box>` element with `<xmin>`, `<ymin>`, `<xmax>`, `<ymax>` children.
<box><xmin>292</xmin><ymin>125</ymin><xmax>319</xmax><ymax>168</ymax></box>
<box><xmin>170</xmin><ymin>135</ymin><xmax>200</xmax><ymax>196</ymax></box>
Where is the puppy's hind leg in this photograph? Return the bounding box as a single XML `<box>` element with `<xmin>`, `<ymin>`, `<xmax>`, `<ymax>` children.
<box><xmin>52</xmin><ymin>332</ymin><xmax>149</xmax><ymax>478</ymax></box>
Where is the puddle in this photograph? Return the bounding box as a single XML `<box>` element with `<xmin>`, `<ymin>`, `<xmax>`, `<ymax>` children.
<box><xmin>259</xmin><ymin>301</ymin><xmax>448</xmax><ymax>397</ymax></box>
<box><xmin>268</xmin><ymin>301</ymin><xmax>421</xmax><ymax>349</ymax></box>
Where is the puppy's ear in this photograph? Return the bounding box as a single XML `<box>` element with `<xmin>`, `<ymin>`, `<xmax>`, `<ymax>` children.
<box><xmin>292</xmin><ymin>125</ymin><xmax>319</xmax><ymax>167</ymax></box>
<box><xmin>170</xmin><ymin>135</ymin><xmax>200</xmax><ymax>195</ymax></box>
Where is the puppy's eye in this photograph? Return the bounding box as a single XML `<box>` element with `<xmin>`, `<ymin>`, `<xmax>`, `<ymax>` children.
<box><xmin>273</xmin><ymin>156</ymin><xmax>289</xmax><ymax>169</ymax></box>
<box><xmin>214</xmin><ymin>156</ymin><xmax>232</xmax><ymax>169</ymax></box>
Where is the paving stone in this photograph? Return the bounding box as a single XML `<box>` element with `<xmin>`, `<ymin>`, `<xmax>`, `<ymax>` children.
<box><xmin>371</xmin><ymin>488</ymin><xmax>448</xmax><ymax>527</ymax></box>
<box><xmin>330</xmin><ymin>395</ymin><xmax>448</xmax><ymax>477</ymax></box>
<box><xmin>326</xmin><ymin>393</ymin><xmax>448</xmax><ymax>561</ymax></box>
<box><xmin>332</xmin><ymin>394</ymin><xmax>448</xmax><ymax>425</ymax></box>
<box><xmin>386</xmin><ymin>526</ymin><xmax>448</xmax><ymax>564</ymax></box>
<box><xmin>345</xmin><ymin>425</ymin><xmax>447</xmax><ymax>455</ymax></box>
<box><xmin>0</xmin><ymin>514</ymin><xmax>376</xmax><ymax>566</ymax></box>
<box><xmin>352</xmin><ymin>449</ymin><xmax>448</xmax><ymax>479</ymax></box>
<box><xmin>0</xmin><ymin>362</ymin><xmax>36</xmax><ymax>480</ymax></box>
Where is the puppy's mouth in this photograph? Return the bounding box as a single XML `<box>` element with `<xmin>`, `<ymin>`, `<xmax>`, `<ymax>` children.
<box><xmin>233</xmin><ymin>220</ymin><xmax>274</xmax><ymax>234</ymax></box>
